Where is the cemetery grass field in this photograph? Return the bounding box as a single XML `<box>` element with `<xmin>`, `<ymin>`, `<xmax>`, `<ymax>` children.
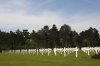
<box><xmin>0</xmin><ymin>51</ymin><xmax>100</xmax><ymax>66</ymax></box>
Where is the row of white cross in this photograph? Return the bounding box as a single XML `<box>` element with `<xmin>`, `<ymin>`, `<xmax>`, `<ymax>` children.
<box><xmin>2</xmin><ymin>47</ymin><xmax>100</xmax><ymax>58</ymax></box>
<box><xmin>81</xmin><ymin>47</ymin><xmax>100</xmax><ymax>55</ymax></box>
<box><xmin>53</xmin><ymin>47</ymin><xmax>79</xmax><ymax>57</ymax></box>
<box><xmin>2</xmin><ymin>47</ymin><xmax>79</xmax><ymax>58</ymax></box>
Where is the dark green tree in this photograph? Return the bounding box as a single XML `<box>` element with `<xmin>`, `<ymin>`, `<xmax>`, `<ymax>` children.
<box><xmin>80</xmin><ymin>27</ymin><xmax>100</xmax><ymax>47</ymax></box>
<box><xmin>59</xmin><ymin>24</ymin><xmax>72</xmax><ymax>47</ymax></box>
<box><xmin>50</xmin><ymin>24</ymin><xmax>59</xmax><ymax>48</ymax></box>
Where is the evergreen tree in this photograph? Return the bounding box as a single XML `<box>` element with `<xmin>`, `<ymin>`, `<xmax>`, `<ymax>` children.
<box><xmin>50</xmin><ymin>24</ymin><xmax>59</xmax><ymax>48</ymax></box>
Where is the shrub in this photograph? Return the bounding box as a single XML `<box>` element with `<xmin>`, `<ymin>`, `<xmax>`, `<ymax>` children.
<box><xmin>92</xmin><ymin>53</ymin><xmax>100</xmax><ymax>59</ymax></box>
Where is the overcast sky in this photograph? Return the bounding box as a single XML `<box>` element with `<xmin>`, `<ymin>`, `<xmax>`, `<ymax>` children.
<box><xmin>0</xmin><ymin>0</ymin><xmax>100</xmax><ymax>33</ymax></box>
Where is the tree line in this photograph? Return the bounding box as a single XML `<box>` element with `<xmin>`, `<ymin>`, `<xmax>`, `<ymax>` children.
<box><xmin>0</xmin><ymin>24</ymin><xmax>100</xmax><ymax>51</ymax></box>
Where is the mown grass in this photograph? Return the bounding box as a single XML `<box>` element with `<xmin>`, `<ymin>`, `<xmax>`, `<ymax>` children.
<box><xmin>0</xmin><ymin>51</ymin><xmax>100</xmax><ymax>66</ymax></box>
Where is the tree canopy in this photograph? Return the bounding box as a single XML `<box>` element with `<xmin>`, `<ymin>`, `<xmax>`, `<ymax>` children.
<box><xmin>0</xmin><ymin>24</ymin><xmax>100</xmax><ymax>51</ymax></box>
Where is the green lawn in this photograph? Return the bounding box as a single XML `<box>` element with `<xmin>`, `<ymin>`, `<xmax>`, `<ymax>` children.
<box><xmin>0</xmin><ymin>51</ymin><xmax>100</xmax><ymax>66</ymax></box>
